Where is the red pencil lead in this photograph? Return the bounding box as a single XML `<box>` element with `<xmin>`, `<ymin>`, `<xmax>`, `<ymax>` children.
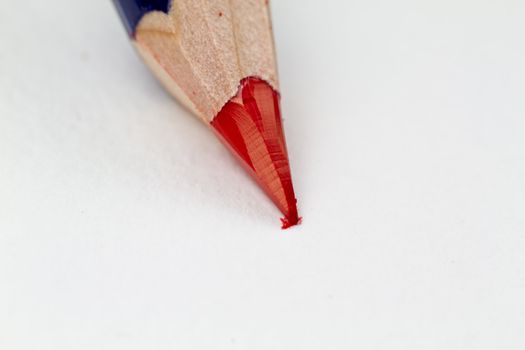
<box><xmin>212</xmin><ymin>78</ymin><xmax>300</xmax><ymax>228</ymax></box>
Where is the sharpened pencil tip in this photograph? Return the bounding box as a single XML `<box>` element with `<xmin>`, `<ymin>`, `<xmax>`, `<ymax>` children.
<box><xmin>212</xmin><ymin>77</ymin><xmax>300</xmax><ymax>228</ymax></box>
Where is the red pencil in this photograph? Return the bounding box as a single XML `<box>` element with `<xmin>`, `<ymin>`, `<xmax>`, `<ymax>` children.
<box><xmin>113</xmin><ymin>0</ymin><xmax>300</xmax><ymax>228</ymax></box>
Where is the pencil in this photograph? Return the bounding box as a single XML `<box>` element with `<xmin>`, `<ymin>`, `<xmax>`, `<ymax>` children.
<box><xmin>112</xmin><ymin>0</ymin><xmax>300</xmax><ymax>228</ymax></box>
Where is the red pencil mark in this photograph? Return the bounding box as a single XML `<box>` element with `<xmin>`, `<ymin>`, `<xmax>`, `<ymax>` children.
<box><xmin>212</xmin><ymin>77</ymin><xmax>300</xmax><ymax>229</ymax></box>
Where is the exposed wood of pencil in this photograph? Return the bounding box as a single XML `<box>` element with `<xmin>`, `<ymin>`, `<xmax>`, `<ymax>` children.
<box><xmin>133</xmin><ymin>0</ymin><xmax>279</xmax><ymax>122</ymax></box>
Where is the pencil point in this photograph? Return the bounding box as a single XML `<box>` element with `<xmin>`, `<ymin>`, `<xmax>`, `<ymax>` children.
<box><xmin>281</xmin><ymin>211</ymin><xmax>302</xmax><ymax>230</ymax></box>
<box><xmin>212</xmin><ymin>78</ymin><xmax>300</xmax><ymax>227</ymax></box>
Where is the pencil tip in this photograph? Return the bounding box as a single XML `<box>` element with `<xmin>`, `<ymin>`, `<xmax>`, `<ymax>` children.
<box><xmin>281</xmin><ymin>211</ymin><xmax>302</xmax><ymax>230</ymax></box>
<box><xmin>212</xmin><ymin>77</ymin><xmax>300</xmax><ymax>228</ymax></box>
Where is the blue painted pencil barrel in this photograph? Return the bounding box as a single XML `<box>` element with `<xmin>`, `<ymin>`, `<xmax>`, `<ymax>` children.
<box><xmin>113</xmin><ymin>0</ymin><xmax>171</xmax><ymax>36</ymax></box>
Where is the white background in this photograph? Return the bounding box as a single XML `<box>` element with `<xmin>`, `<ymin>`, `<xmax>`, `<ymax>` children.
<box><xmin>1</xmin><ymin>0</ymin><xmax>525</xmax><ymax>349</ymax></box>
